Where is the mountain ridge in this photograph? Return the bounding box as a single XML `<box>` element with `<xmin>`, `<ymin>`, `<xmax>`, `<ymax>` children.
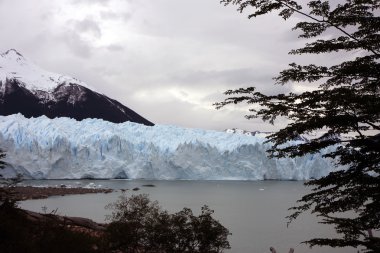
<box><xmin>0</xmin><ymin>49</ymin><xmax>153</xmax><ymax>126</ymax></box>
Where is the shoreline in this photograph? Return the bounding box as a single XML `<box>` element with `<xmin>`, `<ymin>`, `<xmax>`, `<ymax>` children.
<box><xmin>1</xmin><ymin>186</ymin><xmax>113</xmax><ymax>201</ymax></box>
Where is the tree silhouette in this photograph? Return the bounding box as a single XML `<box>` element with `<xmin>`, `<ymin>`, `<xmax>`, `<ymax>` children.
<box><xmin>215</xmin><ymin>1</ymin><xmax>380</xmax><ymax>252</ymax></box>
<box><xmin>106</xmin><ymin>193</ymin><xmax>231</xmax><ymax>253</ymax></box>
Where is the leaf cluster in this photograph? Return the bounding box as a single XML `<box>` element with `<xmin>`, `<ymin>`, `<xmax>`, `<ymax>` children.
<box><xmin>105</xmin><ymin>194</ymin><xmax>231</xmax><ymax>253</ymax></box>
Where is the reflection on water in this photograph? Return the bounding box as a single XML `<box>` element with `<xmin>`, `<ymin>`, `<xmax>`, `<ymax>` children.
<box><xmin>19</xmin><ymin>180</ymin><xmax>355</xmax><ymax>253</ymax></box>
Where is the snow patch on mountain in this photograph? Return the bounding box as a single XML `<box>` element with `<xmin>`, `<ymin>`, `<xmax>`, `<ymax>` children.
<box><xmin>0</xmin><ymin>49</ymin><xmax>94</xmax><ymax>92</ymax></box>
<box><xmin>0</xmin><ymin>114</ymin><xmax>339</xmax><ymax>180</ymax></box>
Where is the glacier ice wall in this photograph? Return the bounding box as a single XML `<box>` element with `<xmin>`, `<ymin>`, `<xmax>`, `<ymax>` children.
<box><xmin>0</xmin><ymin>114</ymin><xmax>337</xmax><ymax>180</ymax></box>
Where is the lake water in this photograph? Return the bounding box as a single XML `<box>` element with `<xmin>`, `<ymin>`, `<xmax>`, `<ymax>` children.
<box><xmin>19</xmin><ymin>180</ymin><xmax>356</xmax><ymax>253</ymax></box>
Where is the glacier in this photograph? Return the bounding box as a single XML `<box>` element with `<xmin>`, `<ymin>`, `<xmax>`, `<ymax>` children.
<box><xmin>0</xmin><ymin>114</ymin><xmax>337</xmax><ymax>180</ymax></box>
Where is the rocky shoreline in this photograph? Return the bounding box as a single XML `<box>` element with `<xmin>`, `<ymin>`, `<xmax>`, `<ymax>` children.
<box><xmin>1</xmin><ymin>186</ymin><xmax>113</xmax><ymax>201</ymax></box>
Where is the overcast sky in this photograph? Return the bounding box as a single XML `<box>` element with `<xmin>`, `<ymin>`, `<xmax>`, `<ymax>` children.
<box><xmin>0</xmin><ymin>0</ymin><xmax>343</xmax><ymax>131</ymax></box>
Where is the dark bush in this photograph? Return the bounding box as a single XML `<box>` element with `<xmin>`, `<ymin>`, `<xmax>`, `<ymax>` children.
<box><xmin>106</xmin><ymin>193</ymin><xmax>231</xmax><ymax>253</ymax></box>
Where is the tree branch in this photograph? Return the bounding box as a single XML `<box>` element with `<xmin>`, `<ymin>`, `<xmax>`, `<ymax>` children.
<box><xmin>276</xmin><ymin>0</ymin><xmax>380</xmax><ymax>56</ymax></box>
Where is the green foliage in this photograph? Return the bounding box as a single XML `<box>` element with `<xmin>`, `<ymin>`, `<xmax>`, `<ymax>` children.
<box><xmin>105</xmin><ymin>193</ymin><xmax>231</xmax><ymax>253</ymax></box>
<box><xmin>216</xmin><ymin>0</ymin><xmax>380</xmax><ymax>252</ymax></box>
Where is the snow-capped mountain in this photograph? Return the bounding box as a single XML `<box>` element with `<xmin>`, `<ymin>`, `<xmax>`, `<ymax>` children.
<box><xmin>0</xmin><ymin>114</ymin><xmax>338</xmax><ymax>180</ymax></box>
<box><xmin>0</xmin><ymin>49</ymin><xmax>153</xmax><ymax>126</ymax></box>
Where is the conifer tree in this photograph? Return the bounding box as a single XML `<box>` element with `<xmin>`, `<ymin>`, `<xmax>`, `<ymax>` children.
<box><xmin>215</xmin><ymin>1</ymin><xmax>380</xmax><ymax>251</ymax></box>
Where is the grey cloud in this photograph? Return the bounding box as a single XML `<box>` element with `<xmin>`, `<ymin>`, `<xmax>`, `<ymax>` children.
<box><xmin>172</xmin><ymin>68</ymin><xmax>268</xmax><ymax>85</ymax></box>
<box><xmin>100</xmin><ymin>10</ymin><xmax>119</xmax><ymax>20</ymax></box>
<box><xmin>106</xmin><ymin>44</ymin><xmax>124</xmax><ymax>52</ymax></box>
<box><xmin>72</xmin><ymin>0</ymin><xmax>111</xmax><ymax>5</ymax></box>
<box><xmin>180</xmin><ymin>91</ymin><xmax>189</xmax><ymax>97</ymax></box>
<box><xmin>99</xmin><ymin>11</ymin><xmax>132</xmax><ymax>22</ymax></box>
<box><xmin>127</xmin><ymin>1</ymin><xmax>294</xmax><ymax>50</ymax></box>
<box><xmin>60</xmin><ymin>31</ymin><xmax>93</xmax><ymax>58</ymax></box>
<box><xmin>122</xmin><ymin>12</ymin><xmax>132</xmax><ymax>22</ymax></box>
<box><xmin>71</xmin><ymin>18</ymin><xmax>102</xmax><ymax>39</ymax></box>
<box><xmin>171</xmin><ymin>68</ymin><xmax>291</xmax><ymax>95</ymax></box>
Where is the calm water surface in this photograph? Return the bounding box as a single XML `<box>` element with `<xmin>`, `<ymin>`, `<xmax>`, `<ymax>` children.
<box><xmin>19</xmin><ymin>180</ymin><xmax>355</xmax><ymax>253</ymax></box>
